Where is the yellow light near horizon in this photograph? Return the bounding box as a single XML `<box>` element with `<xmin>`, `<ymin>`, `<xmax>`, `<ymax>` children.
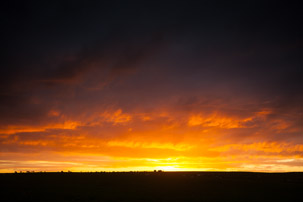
<box><xmin>1</xmin><ymin>108</ymin><xmax>302</xmax><ymax>173</ymax></box>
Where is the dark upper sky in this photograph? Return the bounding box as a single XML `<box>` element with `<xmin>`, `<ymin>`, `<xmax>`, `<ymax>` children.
<box><xmin>0</xmin><ymin>1</ymin><xmax>302</xmax><ymax>172</ymax></box>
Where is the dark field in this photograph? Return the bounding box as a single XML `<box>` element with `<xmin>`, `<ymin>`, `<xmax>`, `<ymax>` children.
<box><xmin>1</xmin><ymin>172</ymin><xmax>302</xmax><ymax>202</ymax></box>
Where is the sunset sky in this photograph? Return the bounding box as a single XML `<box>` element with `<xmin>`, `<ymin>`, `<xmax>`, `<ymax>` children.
<box><xmin>0</xmin><ymin>1</ymin><xmax>302</xmax><ymax>172</ymax></box>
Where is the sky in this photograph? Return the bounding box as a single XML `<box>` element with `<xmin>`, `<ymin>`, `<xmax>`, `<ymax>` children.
<box><xmin>0</xmin><ymin>1</ymin><xmax>302</xmax><ymax>172</ymax></box>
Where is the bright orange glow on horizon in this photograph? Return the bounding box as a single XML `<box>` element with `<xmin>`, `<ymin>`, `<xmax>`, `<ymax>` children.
<box><xmin>1</xmin><ymin>108</ymin><xmax>302</xmax><ymax>173</ymax></box>
<box><xmin>1</xmin><ymin>0</ymin><xmax>301</xmax><ymax>175</ymax></box>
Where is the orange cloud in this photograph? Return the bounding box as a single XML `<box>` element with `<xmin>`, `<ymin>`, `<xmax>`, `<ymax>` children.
<box><xmin>0</xmin><ymin>105</ymin><xmax>302</xmax><ymax>172</ymax></box>
<box><xmin>210</xmin><ymin>142</ymin><xmax>303</xmax><ymax>155</ymax></box>
<box><xmin>107</xmin><ymin>140</ymin><xmax>194</xmax><ymax>151</ymax></box>
<box><xmin>0</xmin><ymin>121</ymin><xmax>80</xmax><ymax>135</ymax></box>
<box><xmin>188</xmin><ymin>113</ymin><xmax>253</xmax><ymax>128</ymax></box>
<box><xmin>104</xmin><ymin>109</ymin><xmax>132</xmax><ymax>124</ymax></box>
<box><xmin>48</xmin><ymin>110</ymin><xmax>61</xmax><ymax>117</ymax></box>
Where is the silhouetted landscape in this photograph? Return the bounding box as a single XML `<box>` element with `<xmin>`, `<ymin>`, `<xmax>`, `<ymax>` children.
<box><xmin>1</xmin><ymin>172</ymin><xmax>302</xmax><ymax>202</ymax></box>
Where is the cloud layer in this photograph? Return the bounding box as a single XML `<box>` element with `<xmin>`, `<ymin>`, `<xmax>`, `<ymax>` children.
<box><xmin>0</xmin><ymin>1</ymin><xmax>302</xmax><ymax>172</ymax></box>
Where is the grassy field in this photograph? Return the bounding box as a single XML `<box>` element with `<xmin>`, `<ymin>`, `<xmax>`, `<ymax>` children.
<box><xmin>0</xmin><ymin>172</ymin><xmax>302</xmax><ymax>202</ymax></box>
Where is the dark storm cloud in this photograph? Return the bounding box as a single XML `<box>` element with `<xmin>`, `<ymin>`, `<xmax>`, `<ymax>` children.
<box><xmin>0</xmin><ymin>1</ymin><xmax>301</xmax><ymax>137</ymax></box>
<box><xmin>0</xmin><ymin>0</ymin><xmax>176</xmax><ymax>126</ymax></box>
